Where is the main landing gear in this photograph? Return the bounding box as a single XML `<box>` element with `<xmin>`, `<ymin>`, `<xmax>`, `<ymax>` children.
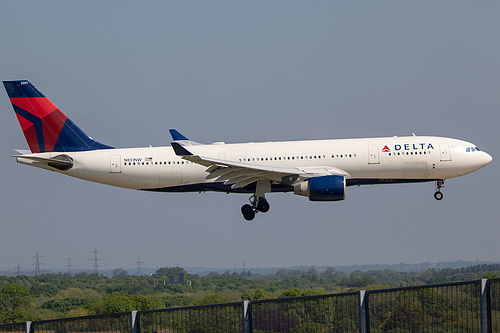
<box><xmin>241</xmin><ymin>180</ymin><xmax>272</xmax><ymax>221</ymax></box>
<box><xmin>241</xmin><ymin>196</ymin><xmax>270</xmax><ymax>221</ymax></box>
<box><xmin>434</xmin><ymin>180</ymin><xmax>445</xmax><ymax>200</ymax></box>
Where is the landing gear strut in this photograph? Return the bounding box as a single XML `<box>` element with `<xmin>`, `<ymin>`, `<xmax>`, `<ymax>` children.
<box><xmin>241</xmin><ymin>195</ymin><xmax>270</xmax><ymax>221</ymax></box>
<box><xmin>434</xmin><ymin>180</ymin><xmax>445</xmax><ymax>200</ymax></box>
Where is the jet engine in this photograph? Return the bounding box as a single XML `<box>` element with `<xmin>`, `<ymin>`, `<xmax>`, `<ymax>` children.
<box><xmin>294</xmin><ymin>175</ymin><xmax>346</xmax><ymax>201</ymax></box>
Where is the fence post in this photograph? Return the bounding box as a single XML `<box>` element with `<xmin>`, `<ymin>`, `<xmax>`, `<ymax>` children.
<box><xmin>25</xmin><ymin>321</ymin><xmax>32</xmax><ymax>333</ymax></box>
<box><xmin>131</xmin><ymin>311</ymin><xmax>139</xmax><ymax>333</ymax></box>
<box><xmin>242</xmin><ymin>300</ymin><xmax>252</xmax><ymax>333</ymax></box>
<box><xmin>480</xmin><ymin>279</ymin><xmax>491</xmax><ymax>333</ymax></box>
<box><xmin>359</xmin><ymin>290</ymin><xmax>368</xmax><ymax>333</ymax></box>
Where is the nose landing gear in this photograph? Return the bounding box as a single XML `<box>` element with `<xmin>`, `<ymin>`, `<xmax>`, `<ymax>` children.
<box><xmin>241</xmin><ymin>195</ymin><xmax>270</xmax><ymax>221</ymax></box>
<box><xmin>434</xmin><ymin>180</ymin><xmax>445</xmax><ymax>200</ymax></box>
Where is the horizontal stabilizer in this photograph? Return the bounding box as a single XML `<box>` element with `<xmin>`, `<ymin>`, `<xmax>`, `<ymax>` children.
<box><xmin>14</xmin><ymin>154</ymin><xmax>73</xmax><ymax>171</ymax></box>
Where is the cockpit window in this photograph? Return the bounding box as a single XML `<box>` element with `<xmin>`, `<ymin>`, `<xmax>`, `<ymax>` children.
<box><xmin>466</xmin><ymin>146</ymin><xmax>481</xmax><ymax>152</ymax></box>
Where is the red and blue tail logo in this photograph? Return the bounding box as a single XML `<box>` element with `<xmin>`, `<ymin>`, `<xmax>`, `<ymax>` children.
<box><xmin>3</xmin><ymin>80</ymin><xmax>113</xmax><ymax>153</ymax></box>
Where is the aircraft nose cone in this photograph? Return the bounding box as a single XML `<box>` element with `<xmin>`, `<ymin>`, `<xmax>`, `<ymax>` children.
<box><xmin>484</xmin><ymin>152</ymin><xmax>493</xmax><ymax>165</ymax></box>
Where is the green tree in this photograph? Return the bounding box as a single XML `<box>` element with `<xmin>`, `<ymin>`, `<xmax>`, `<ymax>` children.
<box><xmin>42</xmin><ymin>298</ymin><xmax>95</xmax><ymax>313</ymax></box>
<box><xmin>379</xmin><ymin>298</ymin><xmax>430</xmax><ymax>332</ymax></box>
<box><xmin>54</xmin><ymin>287</ymin><xmax>100</xmax><ymax>300</ymax></box>
<box><xmin>112</xmin><ymin>268</ymin><xmax>128</xmax><ymax>277</ymax></box>
<box><xmin>241</xmin><ymin>288</ymin><xmax>267</xmax><ymax>300</ymax></box>
<box><xmin>90</xmin><ymin>291</ymin><xmax>164</xmax><ymax>314</ymax></box>
<box><xmin>0</xmin><ymin>284</ymin><xmax>37</xmax><ymax>324</ymax></box>
<box><xmin>279</xmin><ymin>288</ymin><xmax>323</xmax><ymax>298</ymax></box>
<box><xmin>483</xmin><ymin>272</ymin><xmax>500</xmax><ymax>279</ymax></box>
<box><xmin>154</xmin><ymin>267</ymin><xmax>186</xmax><ymax>278</ymax></box>
<box><xmin>193</xmin><ymin>293</ymin><xmax>232</xmax><ymax>305</ymax></box>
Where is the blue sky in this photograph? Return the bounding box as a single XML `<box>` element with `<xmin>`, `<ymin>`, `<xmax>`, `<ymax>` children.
<box><xmin>0</xmin><ymin>1</ymin><xmax>498</xmax><ymax>274</ymax></box>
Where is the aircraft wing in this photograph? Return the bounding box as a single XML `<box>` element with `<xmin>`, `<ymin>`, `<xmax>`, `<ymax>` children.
<box><xmin>171</xmin><ymin>142</ymin><xmax>350</xmax><ymax>189</ymax></box>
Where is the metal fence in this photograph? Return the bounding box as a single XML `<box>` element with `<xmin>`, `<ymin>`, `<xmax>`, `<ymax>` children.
<box><xmin>31</xmin><ymin>312</ymin><xmax>131</xmax><ymax>333</ymax></box>
<box><xmin>490</xmin><ymin>279</ymin><xmax>500</xmax><ymax>332</ymax></box>
<box><xmin>250</xmin><ymin>291</ymin><xmax>359</xmax><ymax>332</ymax></box>
<box><xmin>139</xmin><ymin>302</ymin><xmax>242</xmax><ymax>333</ymax></box>
<box><xmin>0</xmin><ymin>322</ymin><xmax>26</xmax><ymax>333</ymax></box>
<box><xmin>2</xmin><ymin>278</ymin><xmax>500</xmax><ymax>333</ymax></box>
<box><xmin>367</xmin><ymin>280</ymin><xmax>481</xmax><ymax>332</ymax></box>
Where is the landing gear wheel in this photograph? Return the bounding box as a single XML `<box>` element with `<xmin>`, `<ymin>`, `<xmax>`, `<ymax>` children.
<box><xmin>434</xmin><ymin>180</ymin><xmax>445</xmax><ymax>201</ymax></box>
<box><xmin>241</xmin><ymin>204</ymin><xmax>255</xmax><ymax>221</ymax></box>
<box><xmin>434</xmin><ymin>191</ymin><xmax>443</xmax><ymax>201</ymax></box>
<box><xmin>256</xmin><ymin>198</ymin><xmax>270</xmax><ymax>213</ymax></box>
<box><xmin>241</xmin><ymin>193</ymin><xmax>271</xmax><ymax>221</ymax></box>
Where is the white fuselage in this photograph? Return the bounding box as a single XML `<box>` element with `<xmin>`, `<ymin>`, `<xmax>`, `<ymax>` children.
<box><xmin>17</xmin><ymin>135</ymin><xmax>492</xmax><ymax>193</ymax></box>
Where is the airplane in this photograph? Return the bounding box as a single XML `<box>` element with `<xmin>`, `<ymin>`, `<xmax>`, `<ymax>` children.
<box><xmin>4</xmin><ymin>80</ymin><xmax>492</xmax><ymax>221</ymax></box>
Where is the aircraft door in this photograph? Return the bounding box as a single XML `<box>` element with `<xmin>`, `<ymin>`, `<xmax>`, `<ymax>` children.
<box><xmin>110</xmin><ymin>155</ymin><xmax>121</xmax><ymax>173</ymax></box>
<box><xmin>439</xmin><ymin>144</ymin><xmax>452</xmax><ymax>161</ymax></box>
<box><xmin>368</xmin><ymin>146</ymin><xmax>380</xmax><ymax>164</ymax></box>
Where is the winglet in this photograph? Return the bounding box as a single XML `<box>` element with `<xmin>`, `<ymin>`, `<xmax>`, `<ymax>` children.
<box><xmin>169</xmin><ymin>129</ymin><xmax>189</xmax><ymax>141</ymax></box>
<box><xmin>171</xmin><ymin>142</ymin><xmax>193</xmax><ymax>156</ymax></box>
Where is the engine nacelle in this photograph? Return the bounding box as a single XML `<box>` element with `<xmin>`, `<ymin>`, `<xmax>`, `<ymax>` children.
<box><xmin>294</xmin><ymin>175</ymin><xmax>346</xmax><ymax>201</ymax></box>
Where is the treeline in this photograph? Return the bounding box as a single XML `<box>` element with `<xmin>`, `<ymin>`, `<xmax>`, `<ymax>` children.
<box><xmin>0</xmin><ymin>264</ymin><xmax>499</xmax><ymax>324</ymax></box>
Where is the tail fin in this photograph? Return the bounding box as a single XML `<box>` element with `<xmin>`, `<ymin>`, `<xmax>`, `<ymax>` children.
<box><xmin>3</xmin><ymin>80</ymin><xmax>113</xmax><ymax>153</ymax></box>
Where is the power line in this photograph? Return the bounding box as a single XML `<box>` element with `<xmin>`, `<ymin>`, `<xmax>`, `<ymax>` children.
<box><xmin>90</xmin><ymin>249</ymin><xmax>102</xmax><ymax>274</ymax></box>
<box><xmin>66</xmin><ymin>257</ymin><xmax>73</xmax><ymax>275</ymax></box>
<box><xmin>33</xmin><ymin>251</ymin><xmax>44</xmax><ymax>276</ymax></box>
<box><xmin>133</xmin><ymin>257</ymin><xmax>144</xmax><ymax>275</ymax></box>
